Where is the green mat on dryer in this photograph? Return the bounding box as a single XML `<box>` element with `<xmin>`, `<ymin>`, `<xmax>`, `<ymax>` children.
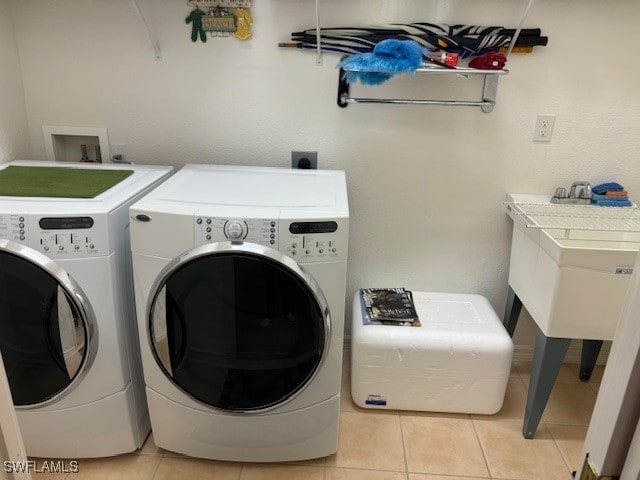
<box><xmin>0</xmin><ymin>166</ymin><xmax>134</xmax><ymax>198</ymax></box>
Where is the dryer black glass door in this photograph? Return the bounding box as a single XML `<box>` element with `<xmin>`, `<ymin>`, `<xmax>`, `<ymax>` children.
<box><xmin>0</xmin><ymin>244</ymin><xmax>96</xmax><ymax>407</ymax></box>
<box><xmin>150</xmin><ymin>250</ymin><xmax>327</xmax><ymax>412</ymax></box>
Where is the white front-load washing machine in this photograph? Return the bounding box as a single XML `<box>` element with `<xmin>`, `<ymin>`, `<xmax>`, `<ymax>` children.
<box><xmin>130</xmin><ymin>164</ymin><xmax>349</xmax><ymax>462</ymax></box>
<box><xmin>0</xmin><ymin>160</ymin><xmax>173</xmax><ymax>458</ymax></box>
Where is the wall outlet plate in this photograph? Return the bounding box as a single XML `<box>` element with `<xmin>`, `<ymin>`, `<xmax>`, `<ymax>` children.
<box><xmin>533</xmin><ymin>114</ymin><xmax>556</xmax><ymax>142</ymax></box>
<box><xmin>111</xmin><ymin>144</ymin><xmax>129</xmax><ymax>163</ymax></box>
<box><xmin>291</xmin><ymin>151</ymin><xmax>317</xmax><ymax>169</ymax></box>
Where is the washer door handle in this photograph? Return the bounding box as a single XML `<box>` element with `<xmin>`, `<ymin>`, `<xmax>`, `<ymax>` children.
<box><xmin>54</xmin><ymin>286</ymin><xmax>86</xmax><ymax>379</ymax></box>
<box><xmin>150</xmin><ymin>285</ymin><xmax>188</xmax><ymax>376</ymax></box>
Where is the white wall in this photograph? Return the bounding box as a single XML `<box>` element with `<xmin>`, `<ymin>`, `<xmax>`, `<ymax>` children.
<box><xmin>0</xmin><ymin>0</ymin><xmax>29</xmax><ymax>163</ymax></box>
<box><xmin>8</xmin><ymin>0</ymin><xmax>640</xmax><ymax>355</ymax></box>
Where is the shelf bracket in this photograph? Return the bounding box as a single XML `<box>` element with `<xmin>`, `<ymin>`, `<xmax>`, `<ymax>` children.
<box><xmin>131</xmin><ymin>0</ymin><xmax>162</xmax><ymax>61</ymax></box>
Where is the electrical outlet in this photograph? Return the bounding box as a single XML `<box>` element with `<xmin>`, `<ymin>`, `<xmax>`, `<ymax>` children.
<box><xmin>533</xmin><ymin>114</ymin><xmax>556</xmax><ymax>142</ymax></box>
<box><xmin>291</xmin><ymin>151</ymin><xmax>317</xmax><ymax>169</ymax></box>
<box><xmin>110</xmin><ymin>144</ymin><xmax>129</xmax><ymax>163</ymax></box>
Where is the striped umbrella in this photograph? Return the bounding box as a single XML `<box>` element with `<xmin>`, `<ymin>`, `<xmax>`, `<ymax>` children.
<box><xmin>283</xmin><ymin>23</ymin><xmax>546</xmax><ymax>58</ymax></box>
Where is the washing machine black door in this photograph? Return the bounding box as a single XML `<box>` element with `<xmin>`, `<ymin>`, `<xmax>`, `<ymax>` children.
<box><xmin>149</xmin><ymin>242</ymin><xmax>330</xmax><ymax>412</ymax></box>
<box><xmin>0</xmin><ymin>240</ymin><xmax>98</xmax><ymax>407</ymax></box>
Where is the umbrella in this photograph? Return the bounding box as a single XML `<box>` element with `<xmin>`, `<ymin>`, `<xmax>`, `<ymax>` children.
<box><xmin>282</xmin><ymin>22</ymin><xmax>547</xmax><ymax>58</ymax></box>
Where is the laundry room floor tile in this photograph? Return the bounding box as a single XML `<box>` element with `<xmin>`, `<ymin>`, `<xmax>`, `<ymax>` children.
<box><xmin>401</xmin><ymin>414</ymin><xmax>489</xmax><ymax>477</ymax></box>
<box><xmin>408</xmin><ymin>475</ymin><xmax>490</xmax><ymax>480</ymax></box>
<box><xmin>541</xmin><ymin>381</ymin><xmax>597</xmax><ymax>426</ymax></box>
<box><xmin>152</xmin><ymin>457</ymin><xmax>240</xmax><ymax>480</ymax></box>
<box><xmin>546</xmin><ymin>423</ymin><xmax>589</xmax><ymax>473</ymax></box>
<box><xmin>238</xmin><ymin>464</ymin><xmax>324</xmax><ymax>480</ymax></box>
<box><xmin>326</xmin><ymin>410</ymin><xmax>405</xmax><ymax>471</ymax></box>
<box><xmin>325</xmin><ymin>467</ymin><xmax>408</xmax><ymax>480</ymax></box>
<box><xmin>70</xmin><ymin>356</ymin><xmax>601</xmax><ymax>480</ymax></box>
<box><xmin>73</xmin><ymin>454</ymin><xmax>160</xmax><ymax>480</ymax></box>
<box><xmin>473</xmin><ymin>419</ymin><xmax>571</xmax><ymax>479</ymax></box>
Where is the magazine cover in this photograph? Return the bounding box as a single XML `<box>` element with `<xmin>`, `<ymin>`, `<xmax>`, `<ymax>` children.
<box><xmin>360</xmin><ymin>288</ymin><xmax>421</xmax><ymax>327</ymax></box>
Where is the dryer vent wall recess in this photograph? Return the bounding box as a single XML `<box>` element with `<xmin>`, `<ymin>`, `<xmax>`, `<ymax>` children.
<box><xmin>292</xmin><ymin>151</ymin><xmax>318</xmax><ymax>169</ymax></box>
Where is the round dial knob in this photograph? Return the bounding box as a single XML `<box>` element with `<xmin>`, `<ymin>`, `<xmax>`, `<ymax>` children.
<box><xmin>225</xmin><ymin>221</ymin><xmax>245</xmax><ymax>239</ymax></box>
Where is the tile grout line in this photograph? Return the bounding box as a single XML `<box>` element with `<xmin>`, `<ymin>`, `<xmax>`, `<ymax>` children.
<box><xmin>470</xmin><ymin>416</ymin><xmax>494</xmax><ymax>480</ymax></box>
<box><xmin>544</xmin><ymin>420</ymin><xmax>577</xmax><ymax>476</ymax></box>
<box><xmin>396</xmin><ymin>412</ymin><xmax>410</xmax><ymax>476</ymax></box>
<box><xmin>148</xmin><ymin>454</ymin><xmax>163</xmax><ymax>480</ymax></box>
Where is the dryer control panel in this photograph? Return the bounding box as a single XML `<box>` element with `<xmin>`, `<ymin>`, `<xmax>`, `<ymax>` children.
<box><xmin>195</xmin><ymin>217</ymin><xmax>278</xmax><ymax>248</ymax></box>
<box><xmin>0</xmin><ymin>214</ymin><xmax>107</xmax><ymax>258</ymax></box>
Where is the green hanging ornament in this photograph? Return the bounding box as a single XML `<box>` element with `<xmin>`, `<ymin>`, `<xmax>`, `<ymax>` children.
<box><xmin>186</xmin><ymin>7</ymin><xmax>207</xmax><ymax>43</ymax></box>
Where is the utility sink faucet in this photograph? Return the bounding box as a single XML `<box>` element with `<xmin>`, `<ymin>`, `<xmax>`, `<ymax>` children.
<box><xmin>568</xmin><ymin>181</ymin><xmax>592</xmax><ymax>199</ymax></box>
<box><xmin>551</xmin><ymin>181</ymin><xmax>592</xmax><ymax>204</ymax></box>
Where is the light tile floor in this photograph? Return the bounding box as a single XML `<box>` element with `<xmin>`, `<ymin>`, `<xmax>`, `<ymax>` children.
<box><xmin>32</xmin><ymin>354</ymin><xmax>602</xmax><ymax>480</ymax></box>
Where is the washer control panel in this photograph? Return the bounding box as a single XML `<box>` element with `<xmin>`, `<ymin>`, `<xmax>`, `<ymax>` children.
<box><xmin>0</xmin><ymin>214</ymin><xmax>106</xmax><ymax>258</ymax></box>
<box><xmin>195</xmin><ymin>217</ymin><xmax>278</xmax><ymax>247</ymax></box>
<box><xmin>282</xmin><ymin>220</ymin><xmax>345</xmax><ymax>262</ymax></box>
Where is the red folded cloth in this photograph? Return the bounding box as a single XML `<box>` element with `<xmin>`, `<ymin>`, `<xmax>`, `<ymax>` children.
<box><xmin>469</xmin><ymin>52</ymin><xmax>507</xmax><ymax>70</ymax></box>
<box><xmin>606</xmin><ymin>190</ymin><xmax>628</xmax><ymax>197</ymax></box>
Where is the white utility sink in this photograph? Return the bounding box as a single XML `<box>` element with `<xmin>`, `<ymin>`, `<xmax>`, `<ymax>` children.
<box><xmin>506</xmin><ymin>194</ymin><xmax>640</xmax><ymax>340</ymax></box>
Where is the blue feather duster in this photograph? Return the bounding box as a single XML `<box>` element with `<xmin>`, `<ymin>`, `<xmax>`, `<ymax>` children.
<box><xmin>338</xmin><ymin>39</ymin><xmax>424</xmax><ymax>85</ymax></box>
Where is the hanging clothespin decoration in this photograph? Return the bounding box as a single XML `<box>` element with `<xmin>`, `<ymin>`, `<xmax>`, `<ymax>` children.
<box><xmin>233</xmin><ymin>8</ymin><xmax>253</xmax><ymax>40</ymax></box>
<box><xmin>186</xmin><ymin>7</ymin><xmax>207</xmax><ymax>42</ymax></box>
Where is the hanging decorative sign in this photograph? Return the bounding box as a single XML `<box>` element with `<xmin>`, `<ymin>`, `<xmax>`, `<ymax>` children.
<box><xmin>186</xmin><ymin>0</ymin><xmax>253</xmax><ymax>42</ymax></box>
<box><xmin>188</xmin><ymin>0</ymin><xmax>251</xmax><ymax>9</ymax></box>
<box><xmin>202</xmin><ymin>8</ymin><xmax>236</xmax><ymax>37</ymax></box>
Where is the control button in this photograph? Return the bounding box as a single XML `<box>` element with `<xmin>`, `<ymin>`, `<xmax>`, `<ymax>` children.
<box><xmin>19</xmin><ymin>235</ymin><xmax>25</xmax><ymax>240</ymax></box>
<box><xmin>305</xmin><ymin>249</ymin><xmax>310</xmax><ymax>254</ymax></box>
<box><xmin>270</xmin><ymin>221</ymin><xmax>276</xmax><ymax>227</ymax></box>
<box><xmin>196</xmin><ymin>218</ymin><xmax>203</xmax><ymax>224</ymax></box>
<box><xmin>319</xmin><ymin>249</ymin><xmax>324</xmax><ymax>254</ymax></box>
<box><xmin>206</xmin><ymin>219</ymin><xmax>212</xmax><ymax>224</ymax></box>
<box><xmin>19</xmin><ymin>217</ymin><xmax>24</xmax><ymax>222</ymax></box>
<box><xmin>292</xmin><ymin>243</ymin><xmax>297</xmax><ymax>248</ymax></box>
<box><xmin>331</xmin><ymin>248</ymin><xmax>337</xmax><ymax>253</ymax></box>
<box><xmin>291</xmin><ymin>250</ymin><xmax>297</xmax><ymax>255</ymax></box>
<box><xmin>19</xmin><ymin>230</ymin><xmax>24</xmax><ymax>234</ymax></box>
<box><xmin>270</xmin><ymin>228</ymin><xmax>275</xmax><ymax>233</ymax></box>
<box><xmin>270</xmin><ymin>240</ymin><xmax>275</xmax><ymax>245</ymax></box>
<box><xmin>74</xmin><ymin>245</ymin><xmax>80</xmax><ymax>251</ymax></box>
<box><xmin>225</xmin><ymin>221</ymin><xmax>244</xmax><ymax>239</ymax></box>
<box><xmin>206</xmin><ymin>235</ymin><xmax>212</xmax><ymax>240</ymax></box>
<box><xmin>270</xmin><ymin>234</ymin><xmax>275</xmax><ymax>239</ymax></box>
<box><xmin>59</xmin><ymin>246</ymin><xmax>64</xmax><ymax>251</ymax></box>
<box><xmin>89</xmin><ymin>244</ymin><xmax>95</xmax><ymax>249</ymax></box>
<box><xmin>44</xmin><ymin>246</ymin><xmax>50</xmax><ymax>252</ymax></box>
<box><xmin>206</xmin><ymin>227</ymin><xmax>212</xmax><ymax>233</ymax></box>
<box><xmin>19</xmin><ymin>223</ymin><xmax>24</xmax><ymax>228</ymax></box>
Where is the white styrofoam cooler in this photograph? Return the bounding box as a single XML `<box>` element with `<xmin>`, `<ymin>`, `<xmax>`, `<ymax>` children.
<box><xmin>351</xmin><ymin>291</ymin><xmax>513</xmax><ymax>415</ymax></box>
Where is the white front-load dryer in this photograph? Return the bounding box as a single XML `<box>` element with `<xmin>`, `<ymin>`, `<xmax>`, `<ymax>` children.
<box><xmin>0</xmin><ymin>160</ymin><xmax>173</xmax><ymax>458</ymax></box>
<box><xmin>130</xmin><ymin>164</ymin><xmax>349</xmax><ymax>462</ymax></box>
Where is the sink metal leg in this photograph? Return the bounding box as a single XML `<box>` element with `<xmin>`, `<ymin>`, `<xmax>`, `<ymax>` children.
<box><xmin>580</xmin><ymin>340</ymin><xmax>603</xmax><ymax>382</ymax></box>
<box><xmin>503</xmin><ymin>286</ymin><xmax>522</xmax><ymax>338</ymax></box>
<box><xmin>523</xmin><ymin>329</ymin><xmax>570</xmax><ymax>439</ymax></box>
